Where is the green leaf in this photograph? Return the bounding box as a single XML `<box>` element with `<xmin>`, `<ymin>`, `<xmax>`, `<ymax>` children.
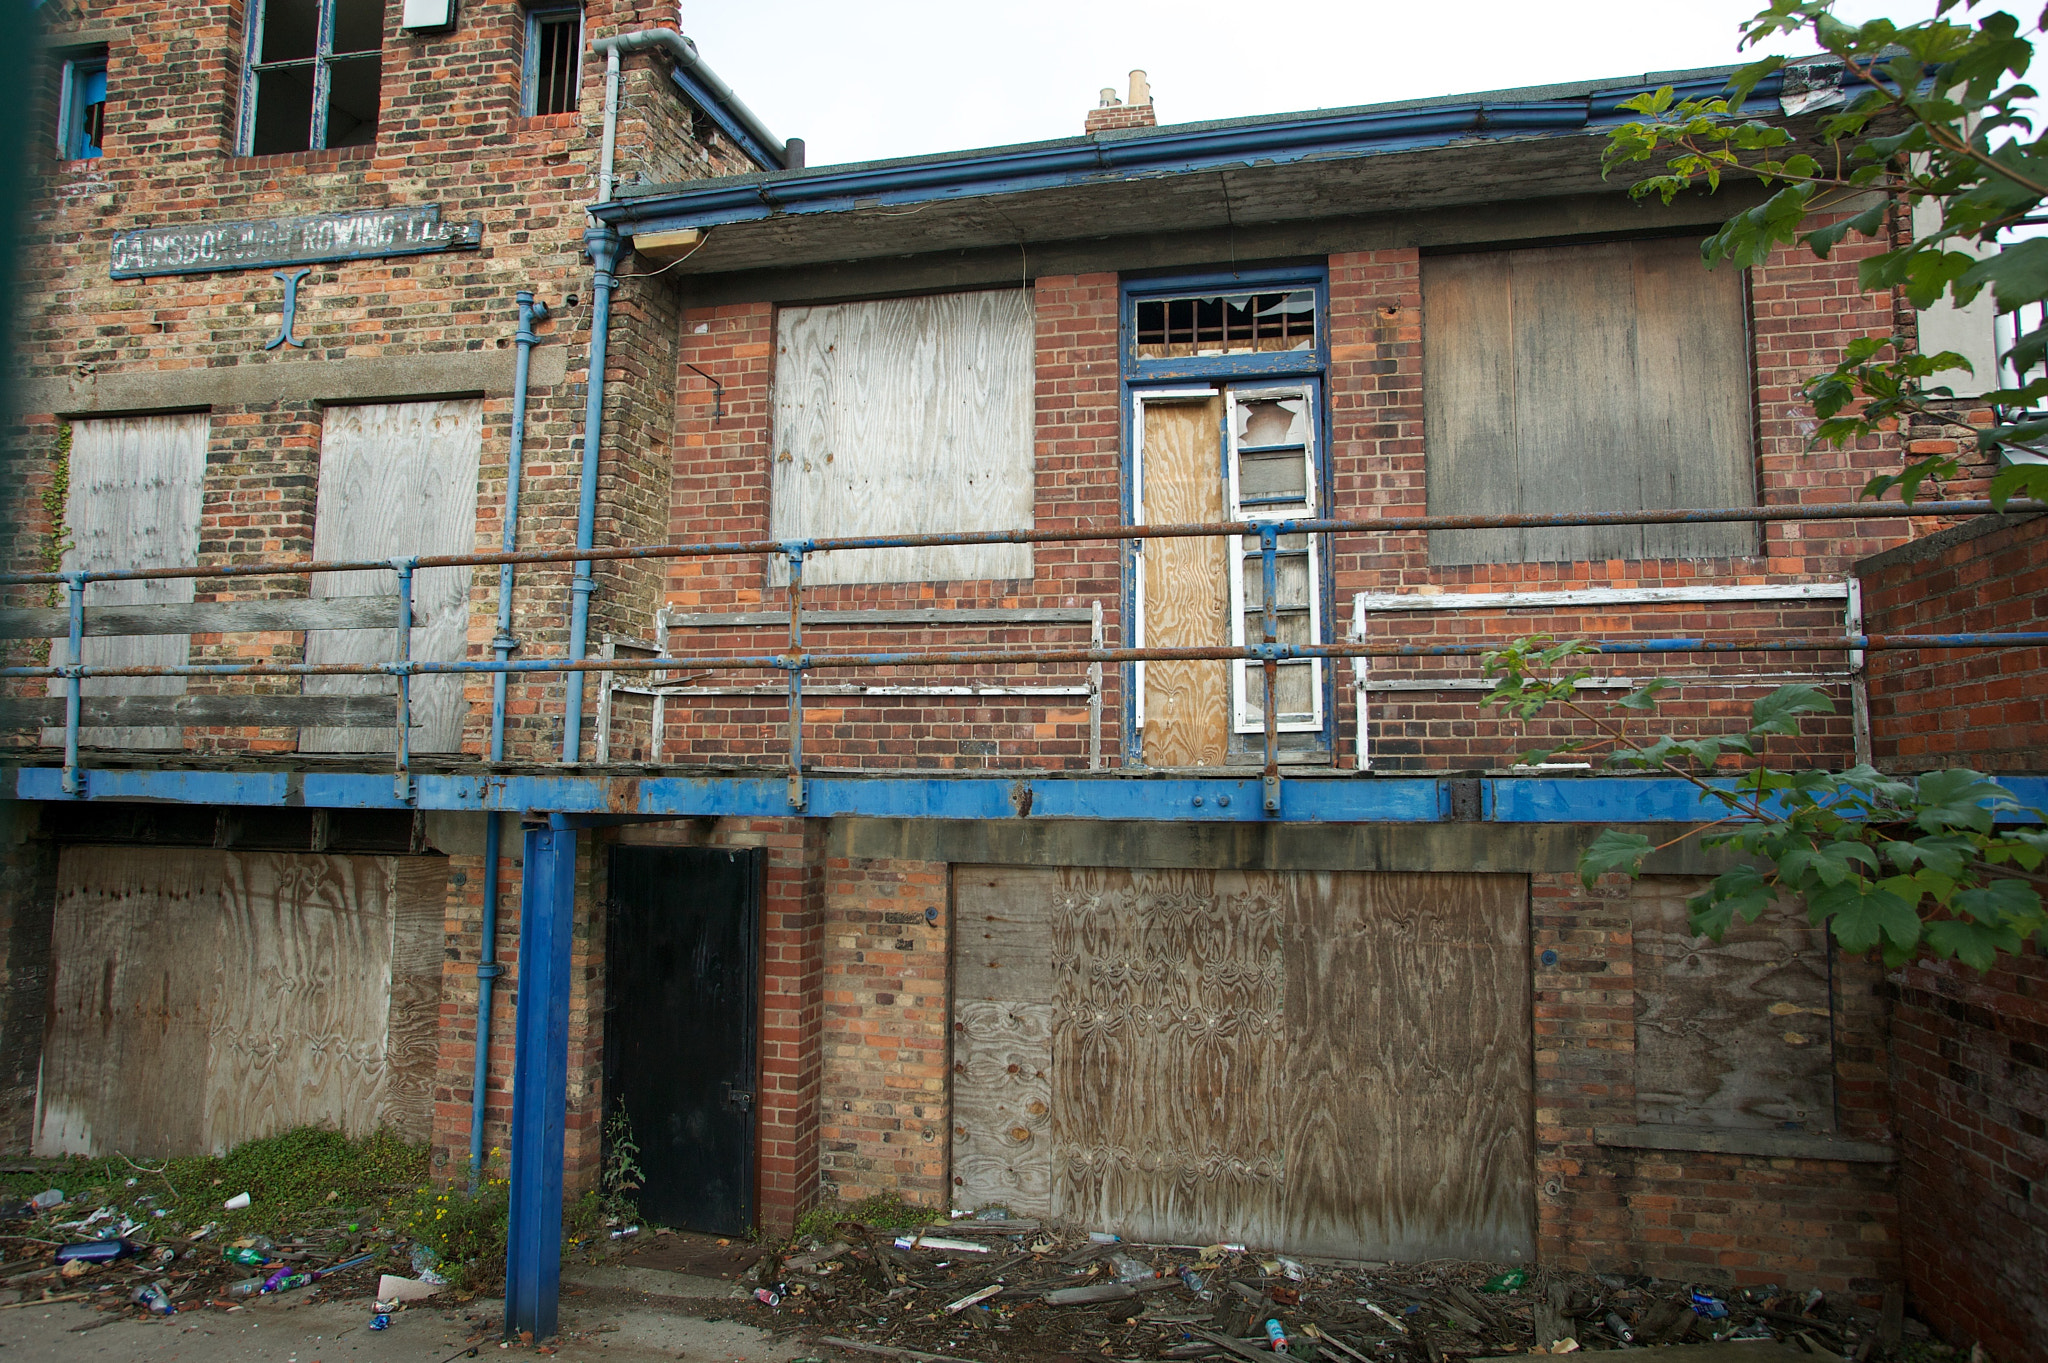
<box><xmin>1579</xmin><ymin>829</ymin><xmax>1655</xmax><ymax>890</ymax></box>
<box><xmin>1924</xmin><ymin>918</ymin><xmax>2022</xmax><ymax>972</ymax></box>
<box><xmin>1750</xmin><ymin>684</ymin><xmax>1836</xmax><ymax>736</ymax></box>
<box><xmin>1913</xmin><ymin>768</ymin><xmax>2014</xmax><ymax>834</ymax></box>
<box><xmin>1954</xmin><ymin>877</ymin><xmax>2044</xmax><ymax>929</ymax></box>
<box><xmin>1804</xmin><ymin>202</ymin><xmax>1888</xmax><ymax>258</ymax></box>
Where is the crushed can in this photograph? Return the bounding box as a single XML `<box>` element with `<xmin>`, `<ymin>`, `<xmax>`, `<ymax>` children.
<box><xmin>756</xmin><ymin>1288</ymin><xmax>782</xmax><ymax>1307</ymax></box>
<box><xmin>370</xmin><ymin>1312</ymin><xmax>391</xmax><ymax>1331</ymax></box>
<box><xmin>1689</xmin><ymin>1291</ymin><xmax>1730</xmax><ymax>1320</ymax></box>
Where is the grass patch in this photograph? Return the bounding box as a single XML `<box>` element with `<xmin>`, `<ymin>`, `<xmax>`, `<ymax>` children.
<box><xmin>791</xmin><ymin>1192</ymin><xmax>941</xmax><ymax>1245</ymax></box>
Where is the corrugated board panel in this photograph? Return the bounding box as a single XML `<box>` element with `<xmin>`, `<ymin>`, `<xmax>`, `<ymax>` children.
<box><xmin>770</xmin><ymin>290</ymin><xmax>1035</xmax><ymax>586</ymax></box>
<box><xmin>1140</xmin><ymin>397</ymin><xmax>1229</xmax><ymax>767</ymax></box>
<box><xmin>34</xmin><ymin>848</ymin><xmax>446</xmax><ymax>1157</ymax></box>
<box><xmin>48</xmin><ymin>414</ymin><xmax>210</xmax><ymax>749</ymax></box>
<box><xmin>1633</xmin><ymin>878</ymin><xmax>1834</xmax><ymax>1131</ymax></box>
<box><xmin>1425</xmin><ymin>237</ymin><xmax>1754</xmax><ymax>565</ymax></box>
<box><xmin>303</xmin><ymin>400</ymin><xmax>482</xmax><ymax>753</ymax></box>
<box><xmin>950</xmin><ymin>866</ymin><xmax>1533</xmax><ymax>1259</ymax></box>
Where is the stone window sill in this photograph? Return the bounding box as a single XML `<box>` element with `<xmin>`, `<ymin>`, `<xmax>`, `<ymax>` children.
<box><xmin>1593</xmin><ymin>1124</ymin><xmax>1895</xmax><ymax>1164</ymax></box>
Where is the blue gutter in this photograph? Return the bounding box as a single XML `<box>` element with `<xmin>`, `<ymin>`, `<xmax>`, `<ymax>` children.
<box><xmin>596</xmin><ymin>69</ymin><xmax>1785</xmax><ymax>235</ymax></box>
<box><xmin>561</xmin><ymin>230</ymin><xmax>621</xmax><ymax>764</ymax></box>
<box><xmin>12</xmin><ymin>767</ymin><xmax>2045</xmax><ymax>826</ymax></box>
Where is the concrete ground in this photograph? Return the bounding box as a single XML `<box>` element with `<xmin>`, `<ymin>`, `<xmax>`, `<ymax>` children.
<box><xmin>0</xmin><ymin>1259</ymin><xmax>795</xmax><ymax>1363</ymax></box>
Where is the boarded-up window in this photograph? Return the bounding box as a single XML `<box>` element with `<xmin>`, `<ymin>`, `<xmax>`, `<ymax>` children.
<box><xmin>47</xmin><ymin>414</ymin><xmax>210</xmax><ymax>750</ymax></box>
<box><xmin>769</xmin><ymin>291</ymin><xmax>1034</xmax><ymax>586</ymax></box>
<box><xmin>953</xmin><ymin>866</ymin><xmax>1533</xmax><ymax>1260</ymax></box>
<box><xmin>302</xmin><ymin>400</ymin><xmax>482</xmax><ymax>753</ymax></box>
<box><xmin>1423</xmin><ymin>237</ymin><xmax>1756</xmax><ymax>565</ymax></box>
<box><xmin>1632</xmin><ymin>879</ymin><xmax>1835</xmax><ymax>1132</ymax></box>
<box><xmin>34</xmin><ymin>846</ymin><xmax>445</xmax><ymax>1157</ymax></box>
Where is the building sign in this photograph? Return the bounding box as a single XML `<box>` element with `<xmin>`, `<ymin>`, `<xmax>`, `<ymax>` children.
<box><xmin>111</xmin><ymin>206</ymin><xmax>484</xmax><ymax>279</ymax></box>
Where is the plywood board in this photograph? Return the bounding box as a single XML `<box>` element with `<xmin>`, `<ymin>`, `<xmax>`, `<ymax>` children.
<box><xmin>304</xmin><ymin>400</ymin><xmax>482</xmax><ymax>753</ymax></box>
<box><xmin>1141</xmin><ymin>398</ymin><xmax>1229</xmax><ymax>767</ymax></box>
<box><xmin>36</xmin><ymin>848</ymin><xmax>447</xmax><ymax>1157</ymax></box>
<box><xmin>1633</xmin><ymin>879</ymin><xmax>1834</xmax><ymax>1131</ymax></box>
<box><xmin>951</xmin><ymin>1000</ymin><xmax>1054</xmax><ymax>1215</ymax></box>
<box><xmin>34</xmin><ymin>847</ymin><xmax>216</xmax><ymax>1157</ymax></box>
<box><xmin>1425</xmin><ymin>239</ymin><xmax>1756</xmax><ymax>567</ymax></box>
<box><xmin>955</xmin><ymin>866</ymin><xmax>1060</xmax><ymax>1003</ymax></box>
<box><xmin>1281</xmin><ymin>872</ymin><xmax>1534</xmax><ymax>1260</ymax></box>
<box><xmin>770</xmin><ymin>290</ymin><xmax>1035</xmax><ymax>585</ymax></box>
<box><xmin>949</xmin><ymin>866</ymin><xmax>1534</xmax><ymax>1260</ymax></box>
<box><xmin>50</xmin><ymin>414</ymin><xmax>209</xmax><ymax>749</ymax></box>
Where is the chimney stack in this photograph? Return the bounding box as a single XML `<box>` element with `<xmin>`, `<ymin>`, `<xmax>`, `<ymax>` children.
<box><xmin>1085</xmin><ymin>69</ymin><xmax>1156</xmax><ymax>134</ymax></box>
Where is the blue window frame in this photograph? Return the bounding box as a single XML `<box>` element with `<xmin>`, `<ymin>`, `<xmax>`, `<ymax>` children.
<box><xmin>59</xmin><ymin>53</ymin><xmax>107</xmax><ymax>160</ymax></box>
<box><xmin>1120</xmin><ymin>268</ymin><xmax>1336</xmax><ymax>767</ymax></box>
<box><xmin>524</xmin><ymin>5</ymin><xmax>581</xmax><ymax>117</ymax></box>
<box><xmin>241</xmin><ymin>0</ymin><xmax>386</xmax><ymax>156</ymax></box>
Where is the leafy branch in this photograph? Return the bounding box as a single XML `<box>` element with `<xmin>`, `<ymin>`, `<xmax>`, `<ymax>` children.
<box><xmin>1483</xmin><ymin>636</ymin><xmax>2048</xmax><ymax>970</ymax></box>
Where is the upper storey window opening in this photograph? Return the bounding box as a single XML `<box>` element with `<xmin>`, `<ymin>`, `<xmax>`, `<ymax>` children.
<box><xmin>244</xmin><ymin>0</ymin><xmax>385</xmax><ymax>155</ymax></box>
<box><xmin>1134</xmin><ymin>289</ymin><xmax>1316</xmax><ymax>360</ymax></box>
<box><xmin>60</xmin><ymin>52</ymin><xmax>108</xmax><ymax>160</ymax></box>
<box><xmin>526</xmin><ymin>5</ymin><xmax>582</xmax><ymax>117</ymax></box>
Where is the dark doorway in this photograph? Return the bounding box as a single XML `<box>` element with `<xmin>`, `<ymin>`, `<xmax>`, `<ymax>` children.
<box><xmin>604</xmin><ymin>845</ymin><xmax>762</xmax><ymax>1235</ymax></box>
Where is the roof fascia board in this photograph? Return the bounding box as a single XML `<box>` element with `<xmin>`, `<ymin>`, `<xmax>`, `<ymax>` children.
<box><xmin>599</xmin><ymin>69</ymin><xmax>1785</xmax><ymax>236</ymax></box>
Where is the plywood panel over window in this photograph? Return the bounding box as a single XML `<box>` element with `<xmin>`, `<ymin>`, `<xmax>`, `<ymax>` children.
<box><xmin>303</xmin><ymin>400</ymin><xmax>482</xmax><ymax>753</ymax></box>
<box><xmin>48</xmin><ymin>414</ymin><xmax>209</xmax><ymax>750</ymax></box>
<box><xmin>951</xmin><ymin>866</ymin><xmax>1533</xmax><ymax>1260</ymax></box>
<box><xmin>770</xmin><ymin>291</ymin><xmax>1035</xmax><ymax>586</ymax></box>
<box><xmin>1424</xmin><ymin>237</ymin><xmax>1756</xmax><ymax>565</ymax></box>
<box><xmin>34</xmin><ymin>847</ymin><xmax>446</xmax><ymax>1158</ymax></box>
<box><xmin>1632</xmin><ymin>878</ymin><xmax>1835</xmax><ymax>1131</ymax></box>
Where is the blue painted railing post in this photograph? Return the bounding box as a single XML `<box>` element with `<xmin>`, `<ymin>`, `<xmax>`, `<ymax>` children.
<box><xmin>1259</xmin><ymin>526</ymin><xmax>1280</xmax><ymax>813</ymax></box>
<box><xmin>504</xmin><ymin>822</ymin><xmax>577</xmax><ymax>1342</ymax></box>
<box><xmin>60</xmin><ymin>574</ymin><xmax>86</xmax><ymax>796</ymax></box>
<box><xmin>393</xmin><ymin>558</ymin><xmax>415</xmax><ymax>800</ymax></box>
<box><xmin>785</xmin><ymin>546</ymin><xmax>805</xmax><ymax>810</ymax></box>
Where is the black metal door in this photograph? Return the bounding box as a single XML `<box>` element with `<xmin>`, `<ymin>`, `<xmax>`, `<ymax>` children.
<box><xmin>603</xmin><ymin>845</ymin><xmax>761</xmax><ymax>1235</ymax></box>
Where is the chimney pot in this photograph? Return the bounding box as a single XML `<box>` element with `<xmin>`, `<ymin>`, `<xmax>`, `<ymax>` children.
<box><xmin>1098</xmin><ymin>87</ymin><xmax>1120</xmax><ymax>108</ymax></box>
<box><xmin>1085</xmin><ymin>73</ymin><xmax>1158</xmax><ymax>134</ymax></box>
<box><xmin>1128</xmin><ymin>69</ymin><xmax>1151</xmax><ymax>106</ymax></box>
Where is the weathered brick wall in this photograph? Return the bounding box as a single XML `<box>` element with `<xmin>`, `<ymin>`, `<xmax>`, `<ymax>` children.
<box><xmin>1887</xmin><ymin>949</ymin><xmax>2048</xmax><ymax>1360</ymax></box>
<box><xmin>647</xmin><ymin>277</ymin><xmax>1124</xmax><ymax>771</ymax></box>
<box><xmin>1857</xmin><ymin>512</ymin><xmax>2048</xmax><ymax>774</ymax></box>
<box><xmin>1535</xmin><ymin>873</ymin><xmax>1901</xmax><ymax>1295</ymax></box>
<box><xmin>818</xmin><ymin>853</ymin><xmax>952</xmax><ymax>1209</ymax></box>
<box><xmin>4</xmin><ymin>1</ymin><xmax>754</xmax><ymax>764</ymax></box>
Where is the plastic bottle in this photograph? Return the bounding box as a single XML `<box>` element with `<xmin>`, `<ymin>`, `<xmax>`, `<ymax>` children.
<box><xmin>1265</xmin><ymin>1319</ymin><xmax>1289</xmax><ymax>1353</ymax></box>
<box><xmin>1110</xmin><ymin>1252</ymin><xmax>1156</xmax><ymax>1283</ymax></box>
<box><xmin>55</xmin><ymin>1239</ymin><xmax>140</xmax><ymax>1264</ymax></box>
<box><xmin>129</xmin><ymin>1281</ymin><xmax>175</xmax><ymax>1316</ymax></box>
<box><xmin>30</xmin><ymin>1189</ymin><xmax>64</xmax><ymax>1211</ymax></box>
<box><xmin>227</xmin><ymin>1276</ymin><xmax>267</xmax><ymax>1298</ymax></box>
<box><xmin>224</xmin><ymin>1246</ymin><xmax>271</xmax><ymax>1266</ymax></box>
<box><xmin>1179</xmin><ymin>1266</ymin><xmax>1213</xmax><ymax>1301</ymax></box>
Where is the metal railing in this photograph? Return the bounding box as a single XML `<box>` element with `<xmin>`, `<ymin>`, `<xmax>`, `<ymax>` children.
<box><xmin>4</xmin><ymin>498</ymin><xmax>2045</xmax><ymax>810</ymax></box>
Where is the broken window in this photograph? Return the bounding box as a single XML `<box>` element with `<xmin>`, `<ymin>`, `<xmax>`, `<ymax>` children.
<box><xmin>59</xmin><ymin>51</ymin><xmax>107</xmax><ymax>160</ymax></box>
<box><xmin>1422</xmin><ymin>237</ymin><xmax>1757</xmax><ymax>565</ymax></box>
<box><xmin>243</xmin><ymin>0</ymin><xmax>385</xmax><ymax>156</ymax></box>
<box><xmin>1226</xmin><ymin>389</ymin><xmax>1323</xmax><ymax>735</ymax></box>
<box><xmin>1134</xmin><ymin>289</ymin><xmax>1316</xmax><ymax>360</ymax></box>
<box><xmin>525</xmin><ymin>5</ymin><xmax>581</xmax><ymax>117</ymax></box>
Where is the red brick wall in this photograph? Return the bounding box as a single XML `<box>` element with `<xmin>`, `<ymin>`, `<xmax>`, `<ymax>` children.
<box><xmin>1888</xmin><ymin>949</ymin><xmax>2048</xmax><ymax>1360</ymax></box>
<box><xmin>1857</xmin><ymin>513</ymin><xmax>2048</xmax><ymax>773</ymax></box>
<box><xmin>649</xmin><ymin>277</ymin><xmax>1124</xmax><ymax>771</ymax></box>
<box><xmin>819</xmin><ymin>854</ymin><xmax>952</xmax><ymax>1208</ymax></box>
<box><xmin>1534</xmin><ymin>873</ymin><xmax>1901</xmax><ymax>1294</ymax></box>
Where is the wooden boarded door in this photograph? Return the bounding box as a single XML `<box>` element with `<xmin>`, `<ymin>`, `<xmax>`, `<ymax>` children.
<box><xmin>1137</xmin><ymin>395</ymin><xmax>1229</xmax><ymax>767</ymax></box>
<box><xmin>35</xmin><ymin>847</ymin><xmax>446</xmax><ymax>1157</ymax></box>
<box><xmin>49</xmin><ymin>414</ymin><xmax>210</xmax><ymax>749</ymax></box>
<box><xmin>303</xmin><ymin>400</ymin><xmax>482</xmax><ymax>753</ymax></box>
<box><xmin>605</xmin><ymin>846</ymin><xmax>762</xmax><ymax>1235</ymax></box>
<box><xmin>951</xmin><ymin>867</ymin><xmax>1533</xmax><ymax>1260</ymax></box>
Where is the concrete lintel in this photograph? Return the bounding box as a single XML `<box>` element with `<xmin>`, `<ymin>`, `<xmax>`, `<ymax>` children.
<box><xmin>20</xmin><ymin>345</ymin><xmax>571</xmax><ymax>418</ymax></box>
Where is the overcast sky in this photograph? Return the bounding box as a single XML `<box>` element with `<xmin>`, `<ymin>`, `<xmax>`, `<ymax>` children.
<box><xmin>676</xmin><ymin>1</ymin><xmax>1945</xmax><ymax>168</ymax></box>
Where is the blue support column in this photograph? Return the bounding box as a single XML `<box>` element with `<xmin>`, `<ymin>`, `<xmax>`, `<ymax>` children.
<box><xmin>503</xmin><ymin>824</ymin><xmax>578</xmax><ymax>1341</ymax></box>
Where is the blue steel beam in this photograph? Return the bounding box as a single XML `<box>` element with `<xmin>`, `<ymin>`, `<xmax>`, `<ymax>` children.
<box><xmin>504</xmin><ymin>824</ymin><xmax>576</xmax><ymax>1342</ymax></box>
<box><xmin>12</xmin><ymin>766</ymin><xmax>2045</xmax><ymax>824</ymax></box>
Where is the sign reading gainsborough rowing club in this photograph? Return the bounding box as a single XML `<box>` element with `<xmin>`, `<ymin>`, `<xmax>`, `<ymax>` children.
<box><xmin>110</xmin><ymin>205</ymin><xmax>484</xmax><ymax>279</ymax></box>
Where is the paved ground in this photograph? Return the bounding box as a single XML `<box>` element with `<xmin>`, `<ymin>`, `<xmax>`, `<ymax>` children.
<box><xmin>0</xmin><ymin>1258</ymin><xmax>793</xmax><ymax>1363</ymax></box>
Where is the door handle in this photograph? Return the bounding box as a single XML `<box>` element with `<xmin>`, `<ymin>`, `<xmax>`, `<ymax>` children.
<box><xmin>720</xmin><ymin>1082</ymin><xmax>754</xmax><ymax>1113</ymax></box>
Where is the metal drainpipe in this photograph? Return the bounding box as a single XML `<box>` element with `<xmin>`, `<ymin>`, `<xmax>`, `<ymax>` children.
<box><xmin>591</xmin><ymin>28</ymin><xmax>788</xmax><ymax>194</ymax></box>
<box><xmin>561</xmin><ymin>228</ymin><xmax>620</xmax><ymax>764</ymax></box>
<box><xmin>472</xmin><ymin>290</ymin><xmax>546</xmax><ymax>1188</ymax></box>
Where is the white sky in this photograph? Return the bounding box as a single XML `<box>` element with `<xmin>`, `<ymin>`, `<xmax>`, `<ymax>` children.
<box><xmin>677</xmin><ymin>1</ymin><xmax>1945</xmax><ymax>168</ymax></box>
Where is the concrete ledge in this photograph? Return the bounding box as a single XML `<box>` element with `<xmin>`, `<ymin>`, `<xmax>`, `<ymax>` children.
<box><xmin>20</xmin><ymin>345</ymin><xmax>570</xmax><ymax>417</ymax></box>
<box><xmin>1593</xmin><ymin>1124</ymin><xmax>1897</xmax><ymax>1164</ymax></box>
<box><xmin>559</xmin><ymin>1263</ymin><xmax>746</xmax><ymax>1300</ymax></box>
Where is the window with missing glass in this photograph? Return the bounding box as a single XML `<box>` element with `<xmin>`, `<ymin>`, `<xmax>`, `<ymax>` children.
<box><xmin>525</xmin><ymin>5</ymin><xmax>581</xmax><ymax>117</ymax></box>
<box><xmin>1133</xmin><ymin>289</ymin><xmax>1316</xmax><ymax>360</ymax></box>
<box><xmin>59</xmin><ymin>52</ymin><xmax>108</xmax><ymax>160</ymax></box>
<box><xmin>243</xmin><ymin>0</ymin><xmax>385</xmax><ymax>156</ymax></box>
